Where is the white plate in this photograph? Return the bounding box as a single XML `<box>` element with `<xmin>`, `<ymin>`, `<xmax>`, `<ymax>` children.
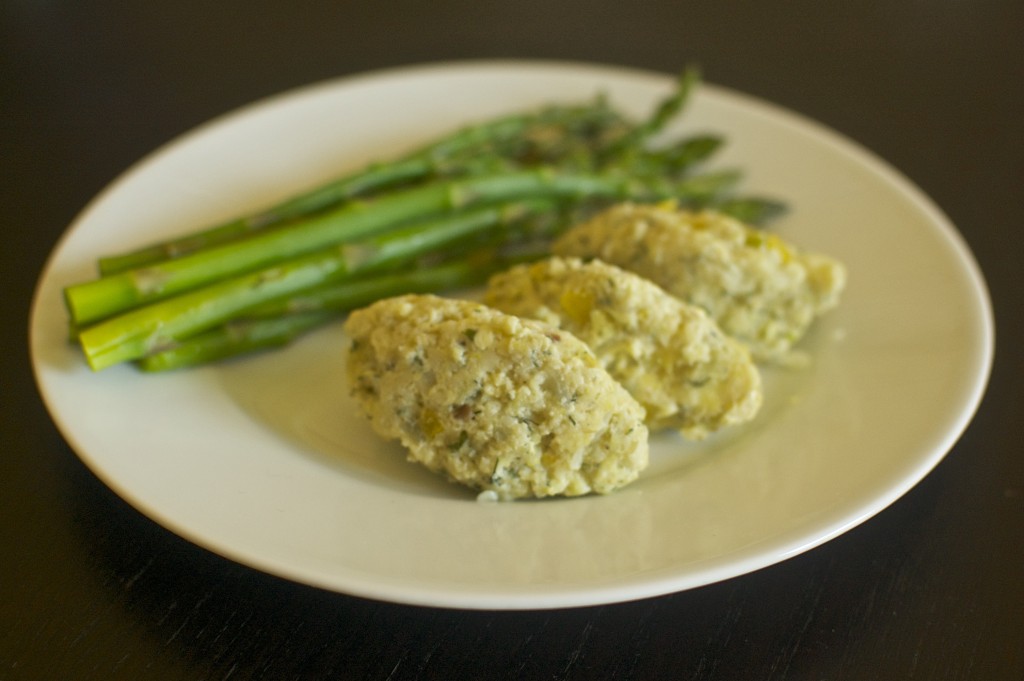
<box><xmin>30</xmin><ymin>61</ymin><xmax>993</xmax><ymax>610</ymax></box>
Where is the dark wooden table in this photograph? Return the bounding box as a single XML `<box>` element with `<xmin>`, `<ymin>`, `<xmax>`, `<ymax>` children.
<box><xmin>3</xmin><ymin>2</ymin><xmax>1022</xmax><ymax>679</ymax></box>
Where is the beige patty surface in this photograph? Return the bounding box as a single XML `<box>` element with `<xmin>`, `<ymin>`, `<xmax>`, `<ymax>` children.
<box><xmin>344</xmin><ymin>294</ymin><xmax>649</xmax><ymax>499</ymax></box>
<box><xmin>553</xmin><ymin>204</ymin><xmax>846</xmax><ymax>362</ymax></box>
<box><xmin>485</xmin><ymin>257</ymin><xmax>762</xmax><ymax>440</ymax></box>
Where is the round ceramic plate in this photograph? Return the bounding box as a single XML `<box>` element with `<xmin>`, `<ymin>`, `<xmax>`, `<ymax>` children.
<box><xmin>30</xmin><ymin>61</ymin><xmax>993</xmax><ymax>610</ymax></box>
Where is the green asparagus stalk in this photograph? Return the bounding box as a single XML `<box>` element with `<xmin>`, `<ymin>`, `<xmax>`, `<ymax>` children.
<box><xmin>137</xmin><ymin>255</ymin><xmax>529</xmax><ymax>371</ymax></box>
<box><xmin>96</xmin><ymin>100</ymin><xmax>628</xmax><ymax>275</ymax></box>
<box><xmin>713</xmin><ymin>196</ymin><xmax>790</xmax><ymax>225</ymax></box>
<box><xmin>64</xmin><ymin>168</ymin><xmax>741</xmax><ymax>327</ymax></box>
<box><xmin>598</xmin><ymin>67</ymin><xmax>700</xmax><ymax>164</ymax></box>
<box><xmin>136</xmin><ymin>311</ymin><xmax>337</xmax><ymax>372</ymax></box>
<box><xmin>616</xmin><ymin>134</ymin><xmax>724</xmax><ymax>179</ymax></box>
<box><xmin>76</xmin><ymin>199</ymin><xmax>556</xmax><ymax>371</ymax></box>
<box><xmin>95</xmin><ymin>157</ymin><xmax>433</xmax><ymax>276</ymax></box>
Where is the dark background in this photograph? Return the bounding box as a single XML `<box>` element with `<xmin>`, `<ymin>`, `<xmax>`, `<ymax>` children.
<box><xmin>2</xmin><ymin>2</ymin><xmax>1022</xmax><ymax>679</ymax></box>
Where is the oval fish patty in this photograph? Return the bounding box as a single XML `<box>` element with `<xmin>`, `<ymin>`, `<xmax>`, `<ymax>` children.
<box><xmin>343</xmin><ymin>294</ymin><xmax>649</xmax><ymax>499</ymax></box>
<box><xmin>485</xmin><ymin>257</ymin><xmax>762</xmax><ymax>440</ymax></box>
<box><xmin>553</xmin><ymin>203</ymin><xmax>847</xmax><ymax>362</ymax></box>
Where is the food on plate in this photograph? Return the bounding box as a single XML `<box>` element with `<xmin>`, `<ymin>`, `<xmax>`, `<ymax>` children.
<box><xmin>484</xmin><ymin>257</ymin><xmax>762</xmax><ymax>440</ymax></box>
<box><xmin>61</xmin><ymin>67</ymin><xmax>789</xmax><ymax>372</ymax></box>
<box><xmin>344</xmin><ymin>294</ymin><xmax>649</xmax><ymax>499</ymax></box>
<box><xmin>553</xmin><ymin>203</ymin><xmax>846</xmax><ymax>362</ymax></box>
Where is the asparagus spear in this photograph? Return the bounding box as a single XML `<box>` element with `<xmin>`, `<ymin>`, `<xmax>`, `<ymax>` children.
<box><xmin>64</xmin><ymin>168</ymin><xmax>741</xmax><ymax>327</ymax></box>
<box><xmin>136</xmin><ymin>311</ymin><xmax>337</xmax><ymax>372</ymax></box>
<box><xmin>713</xmin><ymin>196</ymin><xmax>790</xmax><ymax>225</ymax></box>
<box><xmin>615</xmin><ymin>134</ymin><xmax>724</xmax><ymax>178</ymax></box>
<box><xmin>76</xmin><ymin>199</ymin><xmax>556</xmax><ymax>370</ymax></box>
<box><xmin>137</xmin><ymin>256</ymin><xmax>527</xmax><ymax>371</ymax></box>
<box><xmin>598</xmin><ymin>67</ymin><xmax>700</xmax><ymax>164</ymax></box>
<box><xmin>96</xmin><ymin>100</ymin><xmax>628</xmax><ymax>275</ymax></box>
